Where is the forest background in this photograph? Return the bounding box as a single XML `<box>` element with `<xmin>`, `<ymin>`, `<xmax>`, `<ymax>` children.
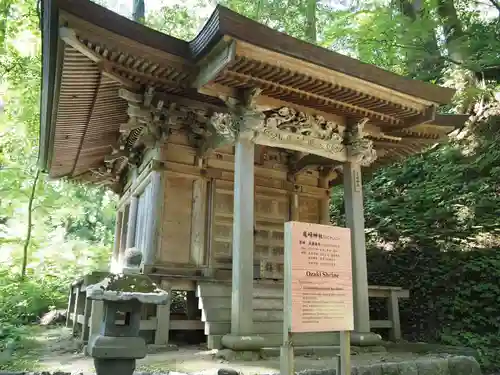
<box><xmin>0</xmin><ymin>0</ymin><xmax>499</xmax><ymax>371</ymax></box>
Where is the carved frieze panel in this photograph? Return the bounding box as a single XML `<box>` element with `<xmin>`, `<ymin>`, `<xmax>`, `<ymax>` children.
<box><xmin>202</xmin><ymin>106</ymin><xmax>378</xmax><ymax>166</ymax></box>
<box><xmin>253</xmin><ymin>107</ymin><xmax>346</xmax><ymax>161</ymax></box>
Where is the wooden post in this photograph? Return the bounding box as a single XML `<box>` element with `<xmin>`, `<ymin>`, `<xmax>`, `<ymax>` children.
<box><xmin>230</xmin><ymin>137</ymin><xmax>255</xmax><ymax>336</ymax></box>
<box><xmin>111</xmin><ymin>211</ymin><xmax>123</xmax><ymax>272</ymax></box>
<box><xmin>155</xmin><ymin>282</ymin><xmax>172</xmax><ymax>345</ymax></box>
<box><xmin>72</xmin><ymin>286</ymin><xmax>81</xmax><ymax>336</ymax></box>
<box><xmin>388</xmin><ymin>290</ymin><xmax>401</xmax><ymax>341</ymax></box>
<box><xmin>343</xmin><ymin>161</ymin><xmax>370</xmax><ymax>334</ymax></box>
<box><xmin>144</xmin><ymin>171</ymin><xmax>162</xmax><ymax>266</ymax></box>
<box><xmin>281</xmin><ymin>221</ymin><xmax>294</xmax><ymax>375</ymax></box>
<box><xmin>319</xmin><ymin>175</ymin><xmax>330</xmax><ymax>225</ymax></box>
<box><xmin>65</xmin><ymin>286</ymin><xmax>75</xmax><ymax>327</ymax></box>
<box><xmin>118</xmin><ymin>207</ymin><xmax>128</xmax><ymax>268</ymax></box>
<box><xmin>190</xmin><ymin>178</ymin><xmax>207</xmax><ymax>266</ymax></box>
<box><xmin>204</xmin><ymin>178</ymin><xmax>216</xmax><ymax>277</ymax></box>
<box><xmin>81</xmin><ymin>296</ymin><xmax>92</xmax><ymax>342</ymax></box>
<box><xmin>338</xmin><ymin>331</ymin><xmax>351</xmax><ymax>375</ymax></box>
<box><xmin>290</xmin><ymin>192</ymin><xmax>299</xmax><ymax>221</ymax></box>
<box><xmin>125</xmin><ymin>196</ymin><xmax>139</xmax><ymax>249</ymax></box>
<box><xmin>185</xmin><ymin>291</ymin><xmax>198</xmax><ymax>320</ymax></box>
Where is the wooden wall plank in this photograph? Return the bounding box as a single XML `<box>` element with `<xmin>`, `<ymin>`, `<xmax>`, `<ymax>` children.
<box><xmin>158</xmin><ymin>175</ymin><xmax>195</xmax><ymax>264</ymax></box>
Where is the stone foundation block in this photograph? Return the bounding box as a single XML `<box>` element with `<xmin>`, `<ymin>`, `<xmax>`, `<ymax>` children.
<box><xmin>221</xmin><ymin>334</ymin><xmax>265</xmax><ymax>351</ymax></box>
<box><xmin>447</xmin><ymin>356</ymin><xmax>481</xmax><ymax>375</ymax></box>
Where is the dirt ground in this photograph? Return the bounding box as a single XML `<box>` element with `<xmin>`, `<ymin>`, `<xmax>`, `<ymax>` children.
<box><xmin>16</xmin><ymin>327</ymin><xmax>448</xmax><ymax>374</ymax></box>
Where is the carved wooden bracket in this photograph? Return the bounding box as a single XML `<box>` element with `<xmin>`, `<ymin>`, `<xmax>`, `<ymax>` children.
<box><xmin>95</xmin><ymin>87</ymin><xmax>178</xmax><ymax>185</ymax></box>
<box><xmin>197</xmin><ymin>87</ymin><xmax>265</xmax><ymax>155</ymax></box>
<box><xmin>344</xmin><ymin>118</ymin><xmax>378</xmax><ymax>167</ymax></box>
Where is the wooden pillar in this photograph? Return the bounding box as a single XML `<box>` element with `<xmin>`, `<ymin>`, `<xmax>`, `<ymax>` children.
<box><xmin>72</xmin><ymin>286</ymin><xmax>84</xmax><ymax>336</ymax></box>
<box><xmin>319</xmin><ymin>175</ymin><xmax>331</xmax><ymax>225</ymax></box>
<box><xmin>125</xmin><ymin>196</ymin><xmax>139</xmax><ymax>249</ymax></box>
<box><xmin>343</xmin><ymin>161</ymin><xmax>370</xmax><ymax>333</ymax></box>
<box><xmin>190</xmin><ymin>178</ymin><xmax>208</xmax><ymax>266</ymax></box>
<box><xmin>185</xmin><ymin>291</ymin><xmax>198</xmax><ymax>320</ymax></box>
<box><xmin>144</xmin><ymin>171</ymin><xmax>162</xmax><ymax>266</ymax></box>
<box><xmin>204</xmin><ymin>178</ymin><xmax>216</xmax><ymax>277</ymax></box>
<box><xmin>230</xmin><ymin>137</ymin><xmax>255</xmax><ymax>336</ymax></box>
<box><xmin>111</xmin><ymin>211</ymin><xmax>123</xmax><ymax>272</ymax></box>
<box><xmin>155</xmin><ymin>281</ymin><xmax>171</xmax><ymax>345</ymax></box>
<box><xmin>81</xmin><ymin>296</ymin><xmax>92</xmax><ymax>342</ymax></box>
<box><xmin>388</xmin><ymin>291</ymin><xmax>401</xmax><ymax>341</ymax></box>
<box><xmin>65</xmin><ymin>286</ymin><xmax>75</xmax><ymax>327</ymax></box>
<box><xmin>118</xmin><ymin>207</ymin><xmax>128</xmax><ymax>267</ymax></box>
<box><xmin>290</xmin><ymin>192</ymin><xmax>299</xmax><ymax>221</ymax></box>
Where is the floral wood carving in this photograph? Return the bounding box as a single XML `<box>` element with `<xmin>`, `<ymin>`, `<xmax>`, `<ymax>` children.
<box><xmin>344</xmin><ymin>118</ymin><xmax>377</xmax><ymax>166</ymax></box>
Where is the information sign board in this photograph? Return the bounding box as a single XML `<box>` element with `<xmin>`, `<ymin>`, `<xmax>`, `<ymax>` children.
<box><xmin>284</xmin><ymin>221</ymin><xmax>354</xmax><ymax>333</ymax></box>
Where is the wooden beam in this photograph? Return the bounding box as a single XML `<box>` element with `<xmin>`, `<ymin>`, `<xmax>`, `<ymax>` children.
<box><xmin>290</xmin><ymin>153</ymin><xmax>343</xmax><ymax>175</ymax></box>
<box><xmin>153</xmin><ymin>91</ymin><xmax>228</xmax><ymax>113</ymax></box>
<box><xmin>192</xmin><ymin>38</ymin><xmax>236</xmax><ymax>89</ymax></box>
<box><xmin>431</xmin><ymin>114</ymin><xmax>468</xmax><ymax>128</ymax></box>
<box><xmin>385</xmin><ymin>105</ymin><xmax>436</xmax><ymax>131</ymax></box>
<box><xmin>118</xmin><ymin>88</ymin><xmax>143</xmax><ymax>103</ymax></box>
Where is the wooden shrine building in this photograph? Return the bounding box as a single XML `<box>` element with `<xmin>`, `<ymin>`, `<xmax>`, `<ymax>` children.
<box><xmin>40</xmin><ymin>0</ymin><xmax>467</xmax><ymax>350</ymax></box>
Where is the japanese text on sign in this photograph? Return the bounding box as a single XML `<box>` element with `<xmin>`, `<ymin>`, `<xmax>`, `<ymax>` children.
<box><xmin>284</xmin><ymin>221</ymin><xmax>354</xmax><ymax>333</ymax></box>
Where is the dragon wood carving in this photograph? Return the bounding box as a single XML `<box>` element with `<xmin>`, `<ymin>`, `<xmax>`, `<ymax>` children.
<box><xmin>254</xmin><ymin>107</ymin><xmax>346</xmax><ymax>158</ymax></box>
<box><xmin>344</xmin><ymin>118</ymin><xmax>377</xmax><ymax>166</ymax></box>
<box><xmin>204</xmin><ymin>106</ymin><xmax>377</xmax><ymax>165</ymax></box>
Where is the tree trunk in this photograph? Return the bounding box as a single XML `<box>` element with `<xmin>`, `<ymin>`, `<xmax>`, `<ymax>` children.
<box><xmin>305</xmin><ymin>0</ymin><xmax>317</xmax><ymax>44</ymax></box>
<box><xmin>436</xmin><ymin>0</ymin><xmax>466</xmax><ymax>64</ymax></box>
<box><xmin>255</xmin><ymin>0</ymin><xmax>264</xmax><ymax>20</ymax></box>
<box><xmin>396</xmin><ymin>0</ymin><xmax>444</xmax><ymax>81</ymax></box>
<box><xmin>132</xmin><ymin>0</ymin><xmax>145</xmax><ymax>23</ymax></box>
<box><xmin>489</xmin><ymin>0</ymin><xmax>500</xmax><ymax>13</ymax></box>
<box><xmin>21</xmin><ymin>168</ymin><xmax>40</xmax><ymax>280</ymax></box>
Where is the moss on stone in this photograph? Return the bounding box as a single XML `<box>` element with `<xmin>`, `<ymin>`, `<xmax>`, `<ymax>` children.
<box><xmin>97</xmin><ymin>274</ymin><xmax>162</xmax><ymax>293</ymax></box>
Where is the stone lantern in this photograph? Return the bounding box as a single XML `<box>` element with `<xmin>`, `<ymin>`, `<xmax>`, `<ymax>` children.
<box><xmin>86</xmin><ymin>272</ymin><xmax>169</xmax><ymax>375</ymax></box>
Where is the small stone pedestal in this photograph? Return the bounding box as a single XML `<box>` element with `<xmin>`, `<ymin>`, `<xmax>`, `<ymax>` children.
<box><xmin>86</xmin><ymin>273</ymin><xmax>169</xmax><ymax>375</ymax></box>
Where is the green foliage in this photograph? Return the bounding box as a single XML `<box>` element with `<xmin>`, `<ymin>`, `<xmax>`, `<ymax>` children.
<box><xmin>0</xmin><ymin>0</ymin><xmax>116</xmax><ymax>356</ymax></box>
<box><xmin>145</xmin><ymin>3</ymin><xmax>203</xmax><ymax>40</ymax></box>
<box><xmin>330</xmin><ymin>100</ymin><xmax>500</xmax><ymax>371</ymax></box>
<box><xmin>0</xmin><ymin>0</ymin><xmax>498</xmax><ymax>371</ymax></box>
<box><xmin>332</xmin><ymin>95</ymin><xmax>500</xmax><ymax>252</ymax></box>
<box><xmin>367</xmin><ymin>246</ymin><xmax>500</xmax><ymax>371</ymax></box>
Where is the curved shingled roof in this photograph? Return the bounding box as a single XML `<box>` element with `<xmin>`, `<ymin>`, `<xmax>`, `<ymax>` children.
<box><xmin>40</xmin><ymin>0</ymin><xmax>467</xmax><ymax>187</ymax></box>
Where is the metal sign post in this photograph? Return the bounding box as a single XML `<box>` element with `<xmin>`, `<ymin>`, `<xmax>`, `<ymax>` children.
<box><xmin>281</xmin><ymin>221</ymin><xmax>353</xmax><ymax>375</ymax></box>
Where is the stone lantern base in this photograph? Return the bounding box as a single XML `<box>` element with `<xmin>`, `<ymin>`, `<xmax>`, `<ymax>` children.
<box><xmin>88</xmin><ymin>335</ymin><xmax>147</xmax><ymax>375</ymax></box>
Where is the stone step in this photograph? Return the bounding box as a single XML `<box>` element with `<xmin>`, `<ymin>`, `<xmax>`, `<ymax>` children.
<box><xmin>261</xmin><ymin>345</ymin><xmax>388</xmax><ymax>357</ymax></box>
<box><xmin>261</xmin><ymin>345</ymin><xmax>341</xmax><ymax>357</ymax></box>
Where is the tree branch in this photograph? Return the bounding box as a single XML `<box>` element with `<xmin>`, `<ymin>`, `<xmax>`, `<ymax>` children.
<box><xmin>488</xmin><ymin>0</ymin><xmax>500</xmax><ymax>12</ymax></box>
